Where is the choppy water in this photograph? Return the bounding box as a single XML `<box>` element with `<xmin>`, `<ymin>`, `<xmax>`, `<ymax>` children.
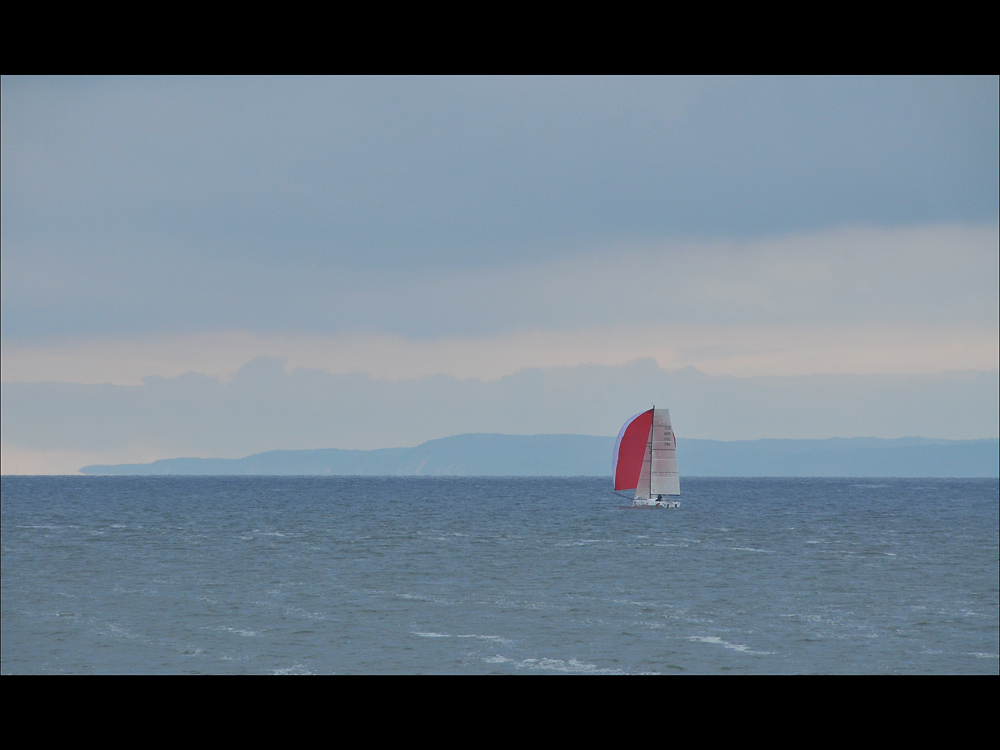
<box><xmin>2</xmin><ymin>476</ymin><xmax>997</xmax><ymax>674</ymax></box>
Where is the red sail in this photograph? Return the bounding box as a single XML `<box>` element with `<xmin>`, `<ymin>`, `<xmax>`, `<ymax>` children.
<box><xmin>612</xmin><ymin>409</ymin><xmax>654</xmax><ymax>490</ymax></box>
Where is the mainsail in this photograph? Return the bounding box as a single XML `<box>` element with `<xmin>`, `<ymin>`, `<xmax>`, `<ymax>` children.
<box><xmin>612</xmin><ymin>407</ymin><xmax>679</xmax><ymax>499</ymax></box>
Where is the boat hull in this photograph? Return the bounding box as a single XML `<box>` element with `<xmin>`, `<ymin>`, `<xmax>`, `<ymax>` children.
<box><xmin>633</xmin><ymin>498</ymin><xmax>680</xmax><ymax>508</ymax></box>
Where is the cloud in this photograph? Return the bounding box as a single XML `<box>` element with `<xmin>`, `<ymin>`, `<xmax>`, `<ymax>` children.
<box><xmin>4</xmin><ymin>318</ymin><xmax>997</xmax><ymax>388</ymax></box>
<box><xmin>5</xmin><ymin>77</ymin><xmax>996</xmax><ymax>252</ymax></box>
<box><xmin>3</xmin><ymin>77</ymin><xmax>998</xmax><ymax>341</ymax></box>
<box><xmin>3</xmin><ymin>224</ymin><xmax>996</xmax><ymax>385</ymax></box>
<box><xmin>3</xmin><ymin>77</ymin><xmax>997</xmax><ymax>472</ymax></box>
<box><xmin>3</xmin><ymin>223</ymin><xmax>996</xmax><ymax>343</ymax></box>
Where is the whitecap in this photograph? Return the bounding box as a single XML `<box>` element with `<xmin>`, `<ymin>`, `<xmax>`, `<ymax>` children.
<box><xmin>271</xmin><ymin>664</ymin><xmax>314</xmax><ymax>675</ymax></box>
<box><xmin>457</xmin><ymin>634</ymin><xmax>513</xmax><ymax>644</ymax></box>
<box><xmin>221</xmin><ymin>626</ymin><xmax>258</xmax><ymax>637</ymax></box>
<box><xmin>689</xmin><ymin>635</ymin><xmax>773</xmax><ymax>655</ymax></box>
<box><xmin>486</xmin><ymin>655</ymin><xmax>631</xmax><ymax>675</ymax></box>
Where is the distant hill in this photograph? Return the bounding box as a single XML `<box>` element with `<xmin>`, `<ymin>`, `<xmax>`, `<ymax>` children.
<box><xmin>79</xmin><ymin>434</ymin><xmax>999</xmax><ymax>477</ymax></box>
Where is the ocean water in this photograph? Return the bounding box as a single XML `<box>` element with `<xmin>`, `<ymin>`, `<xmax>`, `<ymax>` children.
<box><xmin>2</xmin><ymin>476</ymin><xmax>997</xmax><ymax>674</ymax></box>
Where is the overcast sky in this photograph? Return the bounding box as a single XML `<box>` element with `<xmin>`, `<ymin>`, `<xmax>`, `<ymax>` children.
<box><xmin>2</xmin><ymin>76</ymin><xmax>997</xmax><ymax>472</ymax></box>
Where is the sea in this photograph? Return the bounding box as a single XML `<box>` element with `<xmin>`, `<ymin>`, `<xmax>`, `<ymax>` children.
<box><xmin>2</xmin><ymin>476</ymin><xmax>997</xmax><ymax>674</ymax></box>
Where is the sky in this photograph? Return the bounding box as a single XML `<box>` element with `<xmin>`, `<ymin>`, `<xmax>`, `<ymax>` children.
<box><xmin>2</xmin><ymin>76</ymin><xmax>998</xmax><ymax>473</ymax></box>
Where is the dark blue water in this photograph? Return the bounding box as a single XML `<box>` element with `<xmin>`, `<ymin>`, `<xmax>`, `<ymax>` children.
<box><xmin>2</xmin><ymin>476</ymin><xmax>997</xmax><ymax>674</ymax></box>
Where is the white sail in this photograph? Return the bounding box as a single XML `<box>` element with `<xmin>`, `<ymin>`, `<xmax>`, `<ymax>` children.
<box><xmin>635</xmin><ymin>408</ymin><xmax>679</xmax><ymax>499</ymax></box>
<box><xmin>650</xmin><ymin>408</ymin><xmax>679</xmax><ymax>495</ymax></box>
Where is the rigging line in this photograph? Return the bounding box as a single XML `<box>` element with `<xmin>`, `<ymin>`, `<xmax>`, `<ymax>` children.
<box><xmin>649</xmin><ymin>404</ymin><xmax>654</xmax><ymax>499</ymax></box>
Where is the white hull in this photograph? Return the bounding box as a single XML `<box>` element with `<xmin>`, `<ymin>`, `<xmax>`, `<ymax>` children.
<box><xmin>634</xmin><ymin>497</ymin><xmax>681</xmax><ymax>508</ymax></box>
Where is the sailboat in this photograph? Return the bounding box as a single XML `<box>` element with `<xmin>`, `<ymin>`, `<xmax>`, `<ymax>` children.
<box><xmin>613</xmin><ymin>407</ymin><xmax>680</xmax><ymax>508</ymax></box>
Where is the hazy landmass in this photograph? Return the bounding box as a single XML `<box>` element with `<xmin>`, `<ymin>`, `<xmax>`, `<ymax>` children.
<box><xmin>79</xmin><ymin>434</ymin><xmax>1000</xmax><ymax>477</ymax></box>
